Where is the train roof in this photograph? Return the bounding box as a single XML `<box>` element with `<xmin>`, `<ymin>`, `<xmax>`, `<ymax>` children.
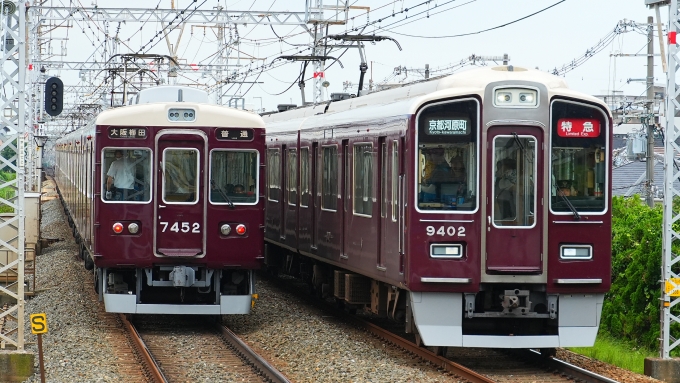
<box><xmin>96</xmin><ymin>102</ymin><xmax>265</xmax><ymax>128</ymax></box>
<box><xmin>263</xmin><ymin>66</ymin><xmax>610</xmax><ymax>133</ymax></box>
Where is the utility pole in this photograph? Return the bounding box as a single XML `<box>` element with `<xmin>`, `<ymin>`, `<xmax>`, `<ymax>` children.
<box><xmin>646</xmin><ymin>16</ymin><xmax>655</xmax><ymax>207</ymax></box>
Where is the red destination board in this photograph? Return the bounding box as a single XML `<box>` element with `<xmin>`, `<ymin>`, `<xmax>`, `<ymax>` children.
<box><xmin>557</xmin><ymin>118</ymin><xmax>600</xmax><ymax>138</ymax></box>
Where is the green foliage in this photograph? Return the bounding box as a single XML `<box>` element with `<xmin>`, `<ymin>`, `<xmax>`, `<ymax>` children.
<box><xmin>0</xmin><ymin>171</ymin><xmax>16</xmax><ymax>213</ymax></box>
<box><xmin>602</xmin><ymin>196</ymin><xmax>680</xmax><ymax>354</ymax></box>
<box><xmin>569</xmin><ymin>332</ymin><xmax>655</xmax><ymax>374</ymax></box>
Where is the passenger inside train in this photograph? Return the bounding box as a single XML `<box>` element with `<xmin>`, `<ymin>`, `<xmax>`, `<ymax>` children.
<box><xmin>419</xmin><ymin>146</ymin><xmax>473</xmax><ymax>211</ymax></box>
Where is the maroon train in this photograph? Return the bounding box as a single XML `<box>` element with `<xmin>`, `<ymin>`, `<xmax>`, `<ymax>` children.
<box><xmin>55</xmin><ymin>86</ymin><xmax>265</xmax><ymax>314</ymax></box>
<box><xmin>263</xmin><ymin>66</ymin><xmax>612</xmax><ymax>350</ymax></box>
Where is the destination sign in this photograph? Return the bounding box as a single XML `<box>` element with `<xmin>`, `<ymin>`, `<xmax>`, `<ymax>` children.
<box><xmin>557</xmin><ymin>118</ymin><xmax>601</xmax><ymax>138</ymax></box>
<box><xmin>215</xmin><ymin>128</ymin><xmax>254</xmax><ymax>141</ymax></box>
<box><xmin>426</xmin><ymin>119</ymin><xmax>469</xmax><ymax>135</ymax></box>
<box><xmin>108</xmin><ymin>127</ymin><xmax>148</xmax><ymax>139</ymax></box>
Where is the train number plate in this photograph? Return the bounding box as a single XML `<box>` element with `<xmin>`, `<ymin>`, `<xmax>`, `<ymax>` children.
<box><xmin>426</xmin><ymin>225</ymin><xmax>466</xmax><ymax>237</ymax></box>
<box><xmin>159</xmin><ymin>221</ymin><xmax>201</xmax><ymax>233</ymax></box>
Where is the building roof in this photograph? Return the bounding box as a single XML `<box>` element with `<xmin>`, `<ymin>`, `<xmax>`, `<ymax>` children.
<box><xmin>612</xmin><ymin>157</ymin><xmax>680</xmax><ymax>198</ymax></box>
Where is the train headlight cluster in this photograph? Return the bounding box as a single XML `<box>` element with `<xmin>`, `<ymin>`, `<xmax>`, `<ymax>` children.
<box><xmin>560</xmin><ymin>245</ymin><xmax>592</xmax><ymax>260</ymax></box>
<box><xmin>168</xmin><ymin>108</ymin><xmax>196</xmax><ymax>122</ymax></box>
<box><xmin>112</xmin><ymin>221</ymin><xmax>140</xmax><ymax>235</ymax></box>
<box><xmin>493</xmin><ymin>87</ymin><xmax>538</xmax><ymax>108</ymax></box>
<box><xmin>220</xmin><ymin>223</ymin><xmax>247</xmax><ymax>236</ymax></box>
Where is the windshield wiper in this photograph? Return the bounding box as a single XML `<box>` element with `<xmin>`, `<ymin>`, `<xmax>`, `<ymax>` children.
<box><xmin>512</xmin><ymin>132</ymin><xmax>525</xmax><ymax>151</ymax></box>
<box><xmin>211</xmin><ymin>179</ymin><xmax>234</xmax><ymax>209</ymax></box>
<box><xmin>554</xmin><ymin>179</ymin><xmax>580</xmax><ymax>220</ymax></box>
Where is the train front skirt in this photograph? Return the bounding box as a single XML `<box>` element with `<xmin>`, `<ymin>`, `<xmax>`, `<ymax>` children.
<box><xmin>99</xmin><ymin>268</ymin><xmax>256</xmax><ymax>315</ymax></box>
<box><xmin>410</xmin><ymin>292</ymin><xmax>604</xmax><ymax>348</ymax></box>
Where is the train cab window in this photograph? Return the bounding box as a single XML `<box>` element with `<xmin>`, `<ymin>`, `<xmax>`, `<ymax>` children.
<box><xmin>102</xmin><ymin>148</ymin><xmax>151</xmax><ymax>203</ymax></box>
<box><xmin>322</xmin><ymin>145</ymin><xmax>338</xmax><ymax>211</ymax></box>
<box><xmin>300</xmin><ymin>147</ymin><xmax>310</xmax><ymax>207</ymax></box>
<box><xmin>287</xmin><ymin>149</ymin><xmax>297</xmax><ymax>205</ymax></box>
<box><xmin>492</xmin><ymin>136</ymin><xmax>537</xmax><ymax>227</ymax></box>
<box><xmin>162</xmin><ymin>148</ymin><xmax>198</xmax><ymax>204</ymax></box>
<box><xmin>209</xmin><ymin>150</ymin><xmax>258</xmax><ymax>204</ymax></box>
<box><xmin>550</xmin><ymin>101</ymin><xmax>608</xmax><ymax>214</ymax></box>
<box><xmin>416</xmin><ymin>99</ymin><xmax>478</xmax><ymax>212</ymax></box>
<box><xmin>353</xmin><ymin>143</ymin><xmax>373</xmax><ymax>216</ymax></box>
<box><xmin>267</xmin><ymin>149</ymin><xmax>280</xmax><ymax>201</ymax></box>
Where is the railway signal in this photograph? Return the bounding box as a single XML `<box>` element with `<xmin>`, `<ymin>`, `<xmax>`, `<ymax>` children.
<box><xmin>44</xmin><ymin>77</ymin><xmax>63</xmax><ymax>116</ymax></box>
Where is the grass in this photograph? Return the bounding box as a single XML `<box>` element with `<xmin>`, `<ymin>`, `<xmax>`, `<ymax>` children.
<box><xmin>0</xmin><ymin>171</ymin><xmax>17</xmax><ymax>213</ymax></box>
<box><xmin>568</xmin><ymin>332</ymin><xmax>657</xmax><ymax>374</ymax></box>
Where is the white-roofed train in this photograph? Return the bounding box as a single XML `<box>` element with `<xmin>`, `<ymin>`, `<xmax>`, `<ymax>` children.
<box><xmin>55</xmin><ymin>86</ymin><xmax>265</xmax><ymax>315</ymax></box>
<box><xmin>262</xmin><ymin>65</ymin><xmax>612</xmax><ymax>352</ymax></box>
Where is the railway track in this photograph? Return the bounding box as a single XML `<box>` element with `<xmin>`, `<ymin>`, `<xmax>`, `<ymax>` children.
<box><xmin>120</xmin><ymin>314</ymin><xmax>290</xmax><ymax>383</ymax></box>
<box><xmin>267</xmin><ymin>274</ymin><xmax>621</xmax><ymax>383</ymax></box>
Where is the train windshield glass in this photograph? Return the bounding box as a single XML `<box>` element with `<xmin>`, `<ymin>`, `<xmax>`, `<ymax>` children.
<box><xmin>162</xmin><ymin>148</ymin><xmax>199</xmax><ymax>203</ymax></box>
<box><xmin>416</xmin><ymin>99</ymin><xmax>478</xmax><ymax>212</ymax></box>
<box><xmin>210</xmin><ymin>150</ymin><xmax>258</xmax><ymax>204</ymax></box>
<box><xmin>102</xmin><ymin>148</ymin><xmax>151</xmax><ymax>203</ymax></box>
<box><xmin>550</xmin><ymin>101</ymin><xmax>608</xmax><ymax>213</ymax></box>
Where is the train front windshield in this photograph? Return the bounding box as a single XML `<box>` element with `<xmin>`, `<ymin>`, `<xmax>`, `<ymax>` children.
<box><xmin>210</xmin><ymin>150</ymin><xmax>258</xmax><ymax>204</ymax></box>
<box><xmin>416</xmin><ymin>99</ymin><xmax>478</xmax><ymax>212</ymax></box>
<box><xmin>550</xmin><ymin>101</ymin><xmax>608</xmax><ymax>213</ymax></box>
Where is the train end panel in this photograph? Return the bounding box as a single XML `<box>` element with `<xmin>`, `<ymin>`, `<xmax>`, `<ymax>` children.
<box><xmin>410</xmin><ymin>291</ymin><xmax>603</xmax><ymax>348</ymax></box>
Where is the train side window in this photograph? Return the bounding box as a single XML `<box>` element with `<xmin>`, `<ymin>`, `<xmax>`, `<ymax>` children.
<box><xmin>267</xmin><ymin>149</ymin><xmax>280</xmax><ymax>202</ymax></box>
<box><xmin>209</xmin><ymin>150</ymin><xmax>258</xmax><ymax>204</ymax></box>
<box><xmin>287</xmin><ymin>149</ymin><xmax>297</xmax><ymax>205</ymax></box>
<box><xmin>162</xmin><ymin>148</ymin><xmax>198</xmax><ymax>204</ymax></box>
<box><xmin>300</xmin><ymin>147</ymin><xmax>310</xmax><ymax>207</ymax></box>
<box><xmin>353</xmin><ymin>143</ymin><xmax>373</xmax><ymax>217</ymax></box>
<box><xmin>392</xmin><ymin>140</ymin><xmax>399</xmax><ymax>222</ymax></box>
<box><xmin>102</xmin><ymin>148</ymin><xmax>151</xmax><ymax>203</ymax></box>
<box><xmin>321</xmin><ymin>145</ymin><xmax>338</xmax><ymax>211</ymax></box>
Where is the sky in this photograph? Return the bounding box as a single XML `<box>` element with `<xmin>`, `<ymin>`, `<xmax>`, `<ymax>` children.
<box><xmin>34</xmin><ymin>0</ymin><xmax>663</xmax><ymax>115</ymax></box>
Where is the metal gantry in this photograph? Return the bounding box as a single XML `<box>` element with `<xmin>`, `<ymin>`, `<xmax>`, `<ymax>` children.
<box><xmin>662</xmin><ymin>0</ymin><xmax>680</xmax><ymax>359</ymax></box>
<box><xmin>0</xmin><ymin>0</ymin><xmax>27</xmax><ymax>351</ymax></box>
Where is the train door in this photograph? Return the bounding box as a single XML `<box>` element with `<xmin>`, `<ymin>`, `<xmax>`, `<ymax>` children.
<box><xmin>280</xmin><ymin>144</ymin><xmax>287</xmax><ymax>240</ymax></box>
<box><xmin>342</xmin><ymin>139</ymin><xmax>349</xmax><ymax>258</ymax></box>
<box><xmin>485</xmin><ymin>126</ymin><xmax>543</xmax><ymax>273</ymax></box>
<box><xmin>155</xmin><ymin>131</ymin><xmax>207</xmax><ymax>257</ymax></box>
<box><xmin>378</xmin><ymin>137</ymin><xmax>386</xmax><ymax>268</ymax></box>
<box><xmin>311</xmin><ymin>143</ymin><xmax>318</xmax><ymax>248</ymax></box>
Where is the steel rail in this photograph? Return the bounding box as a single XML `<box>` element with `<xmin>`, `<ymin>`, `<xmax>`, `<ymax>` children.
<box><xmin>118</xmin><ymin>314</ymin><xmax>167</xmax><ymax>383</ymax></box>
<box><xmin>524</xmin><ymin>349</ymin><xmax>621</xmax><ymax>383</ymax></box>
<box><xmin>218</xmin><ymin>324</ymin><xmax>291</xmax><ymax>383</ymax></box>
<box><xmin>345</xmin><ymin>317</ymin><xmax>494</xmax><ymax>383</ymax></box>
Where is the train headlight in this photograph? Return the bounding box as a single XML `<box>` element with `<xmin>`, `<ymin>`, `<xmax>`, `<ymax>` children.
<box><xmin>221</xmin><ymin>224</ymin><xmax>232</xmax><ymax>235</ymax></box>
<box><xmin>112</xmin><ymin>222</ymin><xmax>124</xmax><ymax>234</ymax></box>
<box><xmin>518</xmin><ymin>92</ymin><xmax>534</xmax><ymax>103</ymax></box>
<box><xmin>127</xmin><ymin>223</ymin><xmax>139</xmax><ymax>234</ymax></box>
<box><xmin>235</xmin><ymin>224</ymin><xmax>247</xmax><ymax>235</ymax></box>
<box><xmin>560</xmin><ymin>245</ymin><xmax>592</xmax><ymax>260</ymax></box>
<box><xmin>430</xmin><ymin>244</ymin><xmax>463</xmax><ymax>259</ymax></box>
<box><xmin>496</xmin><ymin>92</ymin><xmax>512</xmax><ymax>104</ymax></box>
